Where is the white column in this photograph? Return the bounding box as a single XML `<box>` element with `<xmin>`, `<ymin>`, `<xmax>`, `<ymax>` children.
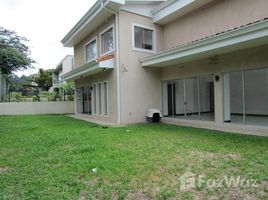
<box><xmin>223</xmin><ymin>73</ymin><xmax>231</xmax><ymax>122</ymax></box>
<box><xmin>74</xmin><ymin>88</ymin><xmax>77</xmax><ymax>114</ymax></box>
<box><xmin>162</xmin><ymin>82</ymin><xmax>168</xmax><ymax>116</ymax></box>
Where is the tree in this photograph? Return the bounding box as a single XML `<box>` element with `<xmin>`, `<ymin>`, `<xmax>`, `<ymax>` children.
<box><xmin>8</xmin><ymin>74</ymin><xmax>34</xmax><ymax>91</ymax></box>
<box><xmin>0</xmin><ymin>27</ymin><xmax>34</xmax><ymax>75</ymax></box>
<box><xmin>61</xmin><ymin>81</ymin><xmax>75</xmax><ymax>101</ymax></box>
<box><xmin>35</xmin><ymin>68</ymin><xmax>52</xmax><ymax>91</ymax></box>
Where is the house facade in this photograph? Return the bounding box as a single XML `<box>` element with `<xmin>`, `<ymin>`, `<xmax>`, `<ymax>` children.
<box><xmin>62</xmin><ymin>0</ymin><xmax>268</xmax><ymax>135</ymax></box>
<box><xmin>52</xmin><ymin>55</ymin><xmax>74</xmax><ymax>91</ymax></box>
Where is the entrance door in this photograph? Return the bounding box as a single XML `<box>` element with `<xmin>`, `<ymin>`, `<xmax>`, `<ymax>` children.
<box><xmin>83</xmin><ymin>86</ymin><xmax>92</xmax><ymax>114</ymax></box>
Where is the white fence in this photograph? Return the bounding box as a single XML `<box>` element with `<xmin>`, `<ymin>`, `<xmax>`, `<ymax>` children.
<box><xmin>0</xmin><ymin>101</ymin><xmax>74</xmax><ymax>115</ymax></box>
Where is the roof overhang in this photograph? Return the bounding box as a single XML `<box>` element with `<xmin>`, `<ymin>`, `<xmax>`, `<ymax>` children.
<box><xmin>62</xmin><ymin>56</ymin><xmax>114</xmax><ymax>81</ymax></box>
<box><xmin>152</xmin><ymin>0</ymin><xmax>214</xmax><ymax>24</ymax></box>
<box><xmin>61</xmin><ymin>0</ymin><xmax>125</xmax><ymax>47</ymax></box>
<box><xmin>140</xmin><ymin>19</ymin><xmax>268</xmax><ymax>67</ymax></box>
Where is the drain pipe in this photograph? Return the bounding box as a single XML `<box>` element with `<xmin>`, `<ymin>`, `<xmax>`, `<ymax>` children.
<box><xmin>102</xmin><ymin>2</ymin><xmax>121</xmax><ymax>124</ymax></box>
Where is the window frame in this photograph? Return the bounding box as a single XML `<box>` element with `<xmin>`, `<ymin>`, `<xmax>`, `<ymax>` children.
<box><xmin>132</xmin><ymin>23</ymin><xmax>156</xmax><ymax>53</ymax></box>
<box><xmin>100</xmin><ymin>24</ymin><xmax>115</xmax><ymax>56</ymax></box>
<box><xmin>84</xmin><ymin>37</ymin><xmax>98</xmax><ymax>64</ymax></box>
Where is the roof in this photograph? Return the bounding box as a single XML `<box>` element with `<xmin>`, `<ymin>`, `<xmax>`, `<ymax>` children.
<box><xmin>152</xmin><ymin>0</ymin><xmax>214</xmax><ymax>24</ymax></box>
<box><xmin>140</xmin><ymin>18</ymin><xmax>268</xmax><ymax>67</ymax></box>
<box><xmin>61</xmin><ymin>0</ymin><xmax>164</xmax><ymax>47</ymax></box>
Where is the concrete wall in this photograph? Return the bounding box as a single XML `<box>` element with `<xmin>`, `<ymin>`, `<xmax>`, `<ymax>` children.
<box><xmin>163</xmin><ymin>0</ymin><xmax>268</xmax><ymax>49</ymax></box>
<box><xmin>118</xmin><ymin>10</ymin><xmax>163</xmax><ymax>123</ymax></box>
<box><xmin>0</xmin><ymin>101</ymin><xmax>74</xmax><ymax>115</ymax></box>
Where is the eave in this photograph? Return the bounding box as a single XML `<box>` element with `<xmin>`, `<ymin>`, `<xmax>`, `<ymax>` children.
<box><xmin>61</xmin><ymin>0</ymin><xmax>125</xmax><ymax>47</ymax></box>
<box><xmin>140</xmin><ymin>19</ymin><xmax>268</xmax><ymax>67</ymax></box>
<box><xmin>152</xmin><ymin>0</ymin><xmax>214</xmax><ymax>24</ymax></box>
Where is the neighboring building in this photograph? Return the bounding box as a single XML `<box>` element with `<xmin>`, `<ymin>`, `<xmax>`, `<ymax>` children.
<box><xmin>61</xmin><ymin>0</ymin><xmax>268</xmax><ymax>135</ymax></box>
<box><xmin>0</xmin><ymin>73</ymin><xmax>8</xmax><ymax>102</ymax></box>
<box><xmin>52</xmin><ymin>55</ymin><xmax>74</xmax><ymax>91</ymax></box>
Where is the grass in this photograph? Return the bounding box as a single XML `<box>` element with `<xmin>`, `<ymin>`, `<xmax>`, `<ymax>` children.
<box><xmin>0</xmin><ymin>115</ymin><xmax>267</xmax><ymax>200</ymax></box>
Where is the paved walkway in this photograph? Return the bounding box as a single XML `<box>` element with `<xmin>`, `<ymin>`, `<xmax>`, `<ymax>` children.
<box><xmin>67</xmin><ymin>114</ymin><xmax>126</xmax><ymax>127</ymax></box>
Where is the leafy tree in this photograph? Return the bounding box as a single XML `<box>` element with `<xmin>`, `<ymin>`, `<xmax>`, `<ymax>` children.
<box><xmin>0</xmin><ymin>27</ymin><xmax>34</xmax><ymax>75</ymax></box>
<box><xmin>35</xmin><ymin>68</ymin><xmax>52</xmax><ymax>91</ymax></box>
<box><xmin>61</xmin><ymin>81</ymin><xmax>75</xmax><ymax>101</ymax></box>
<box><xmin>8</xmin><ymin>74</ymin><xmax>34</xmax><ymax>91</ymax></box>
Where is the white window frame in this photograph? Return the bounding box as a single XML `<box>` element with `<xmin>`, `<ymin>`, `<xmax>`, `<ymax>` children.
<box><xmin>102</xmin><ymin>81</ymin><xmax>109</xmax><ymax>117</ymax></box>
<box><xmin>84</xmin><ymin>37</ymin><xmax>98</xmax><ymax>63</ymax></box>
<box><xmin>132</xmin><ymin>23</ymin><xmax>156</xmax><ymax>53</ymax></box>
<box><xmin>100</xmin><ymin>24</ymin><xmax>115</xmax><ymax>56</ymax></box>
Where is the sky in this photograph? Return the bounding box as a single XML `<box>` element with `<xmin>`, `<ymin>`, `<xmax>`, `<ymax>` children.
<box><xmin>0</xmin><ymin>0</ymin><xmax>97</xmax><ymax>76</ymax></box>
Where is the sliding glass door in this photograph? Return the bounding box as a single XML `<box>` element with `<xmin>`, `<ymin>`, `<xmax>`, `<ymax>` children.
<box><xmin>223</xmin><ymin>67</ymin><xmax>268</xmax><ymax>127</ymax></box>
<box><xmin>76</xmin><ymin>86</ymin><xmax>92</xmax><ymax>115</ymax></box>
<box><xmin>162</xmin><ymin>75</ymin><xmax>215</xmax><ymax>122</ymax></box>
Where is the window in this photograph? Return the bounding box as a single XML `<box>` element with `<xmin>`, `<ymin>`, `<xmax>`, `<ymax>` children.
<box><xmin>133</xmin><ymin>24</ymin><xmax>154</xmax><ymax>52</ymax></box>
<box><xmin>91</xmin><ymin>81</ymin><xmax>109</xmax><ymax>116</ymax></box>
<box><xmin>101</xmin><ymin>26</ymin><xmax>114</xmax><ymax>55</ymax></box>
<box><xmin>85</xmin><ymin>39</ymin><xmax>97</xmax><ymax>63</ymax></box>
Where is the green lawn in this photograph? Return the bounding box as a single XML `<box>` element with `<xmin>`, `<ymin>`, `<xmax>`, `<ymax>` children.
<box><xmin>0</xmin><ymin>115</ymin><xmax>267</xmax><ymax>200</ymax></box>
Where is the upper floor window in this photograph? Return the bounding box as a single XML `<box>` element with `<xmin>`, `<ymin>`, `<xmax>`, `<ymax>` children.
<box><xmin>85</xmin><ymin>38</ymin><xmax>97</xmax><ymax>63</ymax></box>
<box><xmin>100</xmin><ymin>26</ymin><xmax>114</xmax><ymax>55</ymax></box>
<box><xmin>133</xmin><ymin>24</ymin><xmax>155</xmax><ymax>52</ymax></box>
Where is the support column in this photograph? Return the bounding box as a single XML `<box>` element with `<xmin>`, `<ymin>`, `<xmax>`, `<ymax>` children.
<box><xmin>214</xmin><ymin>74</ymin><xmax>224</xmax><ymax>124</ymax></box>
<box><xmin>223</xmin><ymin>73</ymin><xmax>231</xmax><ymax>122</ymax></box>
<box><xmin>162</xmin><ymin>82</ymin><xmax>168</xmax><ymax>116</ymax></box>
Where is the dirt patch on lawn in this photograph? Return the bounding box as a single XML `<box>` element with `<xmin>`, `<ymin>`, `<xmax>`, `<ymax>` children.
<box><xmin>225</xmin><ymin>188</ymin><xmax>258</xmax><ymax>200</ymax></box>
<box><xmin>190</xmin><ymin>150</ymin><xmax>242</xmax><ymax>161</ymax></box>
<box><xmin>0</xmin><ymin>166</ymin><xmax>9</xmax><ymax>174</ymax></box>
<box><xmin>125</xmin><ymin>191</ymin><xmax>151</xmax><ymax>200</ymax></box>
<box><xmin>78</xmin><ymin>191</ymin><xmax>88</xmax><ymax>200</ymax></box>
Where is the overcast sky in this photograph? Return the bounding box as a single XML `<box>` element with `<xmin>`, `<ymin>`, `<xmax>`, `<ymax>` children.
<box><xmin>0</xmin><ymin>0</ymin><xmax>97</xmax><ymax>76</ymax></box>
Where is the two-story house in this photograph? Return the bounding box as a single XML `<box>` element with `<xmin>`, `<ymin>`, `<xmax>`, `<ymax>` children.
<box><xmin>52</xmin><ymin>55</ymin><xmax>74</xmax><ymax>92</ymax></box>
<box><xmin>62</xmin><ymin>0</ymin><xmax>268</xmax><ymax>135</ymax></box>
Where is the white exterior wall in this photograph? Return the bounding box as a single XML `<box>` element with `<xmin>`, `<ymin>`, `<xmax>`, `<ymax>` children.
<box><xmin>0</xmin><ymin>102</ymin><xmax>74</xmax><ymax>115</ymax></box>
<box><xmin>62</xmin><ymin>56</ymin><xmax>73</xmax><ymax>75</ymax></box>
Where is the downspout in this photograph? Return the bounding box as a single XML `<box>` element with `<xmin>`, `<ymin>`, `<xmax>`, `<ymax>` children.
<box><xmin>102</xmin><ymin>2</ymin><xmax>121</xmax><ymax>124</ymax></box>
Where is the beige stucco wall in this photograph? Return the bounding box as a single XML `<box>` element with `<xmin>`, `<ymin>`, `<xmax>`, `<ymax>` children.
<box><xmin>75</xmin><ymin>69</ymin><xmax>117</xmax><ymax>123</ymax></box>
<box><xmin>72</xmin><ymin>15</ymin><xmax>118</xmax><ymax>124</ymax></box>
<box><xmin>0</xmin><ymin>102</ymin><xmax>74</xmax><ymax>115</ymax></box>
<box><xmin>163</xmin><ymin>0</ymin><xmax>268</xmax><ymax>49</ymax></box>
<box><xmin>73</xmin><ymin>16</ymin><xmax>115</xmax><ymax>69</ymax></box>
<box><xmin>118</xmin><ymin>10</ymin><xmax>163</xmax><ymax>123</ymax></box>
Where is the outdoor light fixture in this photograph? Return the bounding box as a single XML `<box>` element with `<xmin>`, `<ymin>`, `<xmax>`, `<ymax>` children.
<box><xmin>215</xmin><ymin>75</ymin><xmax>220</xmax><ymax>82</ymax></box>
<box><xmin>208</xmin><ymin>55</ymin><xmax>219</xmax><ymax>65</ymax></box>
